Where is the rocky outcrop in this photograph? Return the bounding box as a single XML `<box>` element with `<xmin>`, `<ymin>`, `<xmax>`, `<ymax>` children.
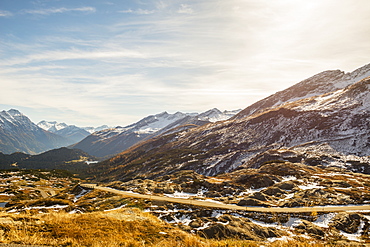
<box><xmin>197</xmin><ymin>215</ymin><xmax>284</xmax><ymax>240</ymax></box>
<box><xmin>237</xmin><ymin>198</ymin><xmax>270</xmax><ymax>207</ymax></box>
<box><xmin>235</xmin><ymin>173</ymin><xmax>280</xmax><ymax>189</ymax></box>
<box><xmin>329</xmin><ymin>213</ymin><xmax>366</xmax><ymax>234</ymax></box>
<box><xmin>295</xmin><ymin>220</ymin><xmax>325</xmax><ymax>238</ymax></box>
<box><xmin>274</xmin><ymin>181</ymin><xmax>297</xmax><ymax>191</ymax></box>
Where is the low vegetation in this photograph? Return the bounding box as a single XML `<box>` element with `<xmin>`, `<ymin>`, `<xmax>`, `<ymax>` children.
<box><xmin>0</xmin><ymin>209</ymin><xmax>358</xmax><ymax>247</ymax></box>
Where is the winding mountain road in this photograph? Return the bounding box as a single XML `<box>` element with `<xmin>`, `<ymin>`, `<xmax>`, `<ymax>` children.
<box><xmin>81</xmin><ymin>184</ymin><xmax>370</xmax><ymax>213</ymax></box>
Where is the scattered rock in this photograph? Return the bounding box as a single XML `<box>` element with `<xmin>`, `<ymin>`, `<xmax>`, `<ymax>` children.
<box><xmin>295</xmin><ymin>220</ymin><xmax>325</xmax><ymax>238</ymax></box>
<box><xmin>189</xmin><ymin>219</ymin><xmax>202</xmax><ymax>228</ymax></box>
<box><xmin>329</xmin><ymin>213</ymin><xmax>364</xmax><ymax>234</ymax></box>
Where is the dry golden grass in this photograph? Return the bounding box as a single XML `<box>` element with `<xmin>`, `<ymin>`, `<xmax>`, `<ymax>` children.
<box><xmin>0</xmin><ymin>208</ymin><xmax>218</xmax><ymax>247</ymax></box>
<box><xmin>0</xmin><ymin>209</ymin><xmax>358</xmax><ymax>247</ymax></box>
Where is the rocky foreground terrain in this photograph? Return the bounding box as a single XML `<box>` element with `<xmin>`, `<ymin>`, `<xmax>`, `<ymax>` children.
<box><xmin>101</xmin><ymin>162</ymin><xmax>370</xmax><ymax>244</ymax></box>
<box><xmin>0</xmin><ymin>164</ymin><xmax>368</xmax><ymax>245</ymax></box>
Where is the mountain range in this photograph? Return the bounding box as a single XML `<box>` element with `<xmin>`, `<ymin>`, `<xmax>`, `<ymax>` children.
<box><xmin>37</xmin><ymin>121</ymin><xmax>109</xmax><ymax>143</ymax></box>
<box><xmin>86</xmin><ymin>63</ymin><xmax>370</xmax><ymax>182</ymax></box>
<box><xmin>1</xmin><ymin>63</ymin><xmax>369</xmax><ymax>182</ymax></box>
<box><xmin>0</xmin><ymin>109</ymin><xmax>71</xmax><ymax>154</ymax></box>
<box><xmin>71</xmin><ymin>108</ymin><xmax>241</xmax><ymax>158</ymax></box>
<box><xmin>0</xmin><ymin>108</ymin><xmax>240</xmax><ymax>156</ymax></box>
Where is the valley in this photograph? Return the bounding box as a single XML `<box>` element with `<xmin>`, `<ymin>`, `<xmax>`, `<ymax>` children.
<box><xmin>0</xmin><ymin>63</ymin><xmax>369</xmax><ymax>246</ymax></box>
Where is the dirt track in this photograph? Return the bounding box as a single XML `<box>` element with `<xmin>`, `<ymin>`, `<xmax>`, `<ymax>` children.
<box><xmin>81</xmin><ymin>184</ymin><xmax>370</xmax><ymax>213</ymax></box>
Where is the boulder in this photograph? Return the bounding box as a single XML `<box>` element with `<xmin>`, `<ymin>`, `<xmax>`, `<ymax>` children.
<box><xmin>236</xmin><ymin>173</ymin><xmax>279</xmax><ymax>189</ymax></box>
<box><xmin>153</xmin><ymin>187</ymin><xmax>164</xmax><ymax>193</ymax></box>
<box><xmin>162</xmin><ymin>186</ymin><xmax>175</xmax><ymax>194</ymax></box>
<box><xmin>196</xmin><ymin>209</ymin><xmax>213</xmax><ymax>218</ymax></box>
<box><xmin>249</xmin><ymin>192</ymin><xmax>269</xmax><ymax>201</ymax></box>
<box><xmin>329</xmin><ymin>213</ymin><xmax>363</xmax><ymax>234</ymax></box>
<box><xmin>205</xmin><ymin>191</ymin><xmax>222</xmax><ymax>198</ymax></box>
<box><xmin>300</xmin><ymin>188</ymin><xmax>328</xmax><ymax>199</ymax></box>
<box><xmin>295</xmin><ymin>220</ymin><xmax>325</xmax><ymax>238</ymax></box>
<box><xmin>221</xmin><ymin>187</ymin><xmax>235</xmax><ymax>196</ymax></box>
<box><xmin>237</xmin><ymin>198</ymin><xmax>270</xmax><ymax>207</ymax></box>
<box><xmin>198</xmin><ymin>221</ymin><xmax>283</xmax><ymax>240</ymax></box>
<box><xmin>189</xmin><ymin>219</ymin><xmax>202</xmax><ymax>228</ymax></box>
<box><xmin>279</xmin><ymin>198</ymin><xmax>305</xmax><ymax>207</ymax></box>
<box><xmin>274</xmin><ymin>181</ymin><xmax>297</xmax><ymax>191</ymax></box>
<box><xmin>262</xmin><ymin>186</ymin><xmax>286</xmax><ymax>196</ymax></box>
<box><xmin>217</xmin><ymin>214</ymin><xmax>242</xmax><ymax>223</ymax></box>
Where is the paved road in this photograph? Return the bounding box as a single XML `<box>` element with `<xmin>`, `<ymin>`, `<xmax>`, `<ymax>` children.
<box><xmin>81</xmin><ymin>184</ymin><xmax>370</xmax><ymax>213</ymax></box>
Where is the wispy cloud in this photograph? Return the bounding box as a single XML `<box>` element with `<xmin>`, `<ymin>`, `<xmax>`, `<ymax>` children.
<box><xmin>0</xmin><ymin>10</ymin><xmax>13</xmax><ymax>17</ymax></box>
<box><xmin>0</xmin><ymin>48</ymin><xmax>147</xmax><ymax>67</ymax></box>
<box><xmin>177</xmin><ymin>4</ymin><xmax>193</xmax><ymax>14</ymax></box>
<box><xmin>118</xmin><ymin>9</ymin><xmax>155</xmax><ymax>15</ymax></box>
<box><xmin>1</xmin><ymin>0</ymin><xmax>370</xmax><ymax>126</ymax></box>
<box><xmin>23</xmin><ymin>6</ymin><xmax>96</xmax><ymax>15</ymax></box>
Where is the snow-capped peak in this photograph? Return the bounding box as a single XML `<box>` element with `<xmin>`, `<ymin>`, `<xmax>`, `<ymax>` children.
<box><xmin>7</xmin><ymin>109</ymin><xmax>22</xmax><ymax>117</ymax></box>
<box><xmin>82</xmin><ymin>125</ymin><xmax>110</xmax><ymax>134</ymax></box>
<box><xmin>94</xmin><ymin>108</ymin><xmax>242</xmax><ymax>140</ymax></box>
<box><xmin>37</xmin><ymin>121</ymin><xmax>109</xmax><ymax>134</ymax></box>
<box><xmin>0</xmin><ymin>109</ymin><xmax>26</xmax><ymax>124</ymax></box>
<box><xmin>38</xmin><ymin>121</ymin><xmax>68</xmax><ymax>132</ymax></box>
<box><xmin>0</xmin><ymin>109</ymin><xmax>38</xmax><ymax>131</ymax></box>
<box><xmin>197</xmin><ymin>108</ymin><xmax>241</xmax><ymax>122</ymax></box>
<box><xmin>134</xmin><ymin>111</ymin><xmax>192</xmax><ymax>134</ymax></box>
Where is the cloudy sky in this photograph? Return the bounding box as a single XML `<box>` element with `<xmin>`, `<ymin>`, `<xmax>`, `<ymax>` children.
<box><xmin>1</xmin><ymin>0</ymin><xmax>369</xmax><ymax>127</ymax></box>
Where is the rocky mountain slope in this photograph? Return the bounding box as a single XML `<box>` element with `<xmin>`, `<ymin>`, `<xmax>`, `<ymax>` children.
<box><xmin>38</xmin><ymin>121</ymin><xmax>109</xmax><ymax>143</ymax></box>
<box><xmin>72</xmin><ymin>108</ymin><xmax>240</xmax><ymax>158</ymax></box>
<box><xmin>88</xmin><ymin>65</ymin><xmax>370</xmax><ymax>181</ymax></box>
<box><xmin>234</xmin><ymin>63</ymin><xmax>370</xmax><ymax>119</ymax></box>
<box><xmin>0</xmin><ymin>109</ymin><xmax>71</xmax><ymax>154</ymax></box>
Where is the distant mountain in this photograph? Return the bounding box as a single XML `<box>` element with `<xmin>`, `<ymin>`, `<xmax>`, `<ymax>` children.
<box><xmin>0</xmin><ymin>147</ymin><xmax>96</xmax><ymax>172</ymax></box>
<box><xmin>197</xmin><ymin>108</ymin><xmax>241</xmax><ymax>122</ymax></box>
<box><xmin>37</xmin><ymin>121</ymin><xmax>68</xmax><ymax>132</ymax></box>
<box><xmin>0</xmin><ymin>109</ymin><xmax>71</xmax><ymax>154</ymax></box>
<box><xmin>72</xmin><ymin>108</ymin><xmax>240</xmax><ymax>158</ymax></box>
<box><xmin>82</xmin><ymin>125</ymin><xmax>110</xmax><ymax>134</ymax></box>
<box><xmin>86</xmin><ymin>64</ymin><xmax>370</xmax><ymax>182</ymax></box>
<box><xmin>37</xmin><ymin>121</ymin><xmax>109</xmax><ymax>143</ymax></box>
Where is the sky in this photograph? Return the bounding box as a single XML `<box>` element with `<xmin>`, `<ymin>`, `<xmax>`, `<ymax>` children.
<box><xmin>1</xmin><ymin>0</ymin><xmax>370</xmax><ymax>127</ymax></box>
